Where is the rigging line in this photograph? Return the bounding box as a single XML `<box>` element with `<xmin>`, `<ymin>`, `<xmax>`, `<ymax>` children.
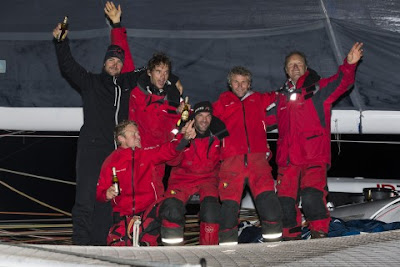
<box><xmin>267</xmin><ymin>138</ymin><xmax>400</xmax><ymax>145</ymax></box>
<box><xmin>0</xmin><ymin>168</ymin><xmax>76</xmax><ymax>186</ymax></box>
<box><xmin>0</xmin><ymin>180</ymin><xmax>72</xmax><ymax>217</ymax></box>
<box><xmin>0</xmin><ymin>130</ymin><xmax>26</xmax><ymax>138</ymax></box>
<box><xmin>9</xmin><ymin>238</ymin><xmax>72</xmax><ymax>244</ymax></box>
<box><xmin>332</xmin><ymin>140</ymin><xmax>400</xmax><ymax>144</ymax></box>
<box><xmin>1</xmin><ymin>134</ymin><xmax>78</xmax><ymax>138</ymax></box>
<box><xmin>319</xmin><ymin>0</ymin><xmax>364</xmax><ymax>112</ymax></box>
<box><xmin>0</xmin><ymin>224</ymin><xmax>72</xmax><ymax>230</ymax></box>
<box><xmin>0</xmin><ymin>218</ymin><xmax>71</xmax><ymax>223</ymax></box>
<box><xmin>0</xmin><ymin>232</ymin><xmax>71</xmax><ymax>237</ymax></box>
<box><xmin>319</xmin><ymin>0</ymin><xmax>341</xmax><ymax>63</ymax></box>
<box><xmin>0</xmin><ymin>211</ymin><xmax>65</xmax><ymax>217</ymax></box>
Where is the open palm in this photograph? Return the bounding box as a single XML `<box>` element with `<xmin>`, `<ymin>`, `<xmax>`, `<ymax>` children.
<box><xmin>347</xmin><ymin>42</ymin><xmax>364</xmax><ymax>64</ymax></box>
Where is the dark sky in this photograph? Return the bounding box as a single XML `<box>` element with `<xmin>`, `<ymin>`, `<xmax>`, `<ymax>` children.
<box><xmin>0</xmin><ymin>131</ymin><xmax>399</xmax><ymax>215</ymax></box>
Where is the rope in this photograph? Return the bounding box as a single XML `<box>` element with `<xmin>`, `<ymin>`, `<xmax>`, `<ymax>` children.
<box><xmin>133</xmin><ymin>218</ymin><xmax>141</xmax><ymax>247</ymax></box>
<box><xmin>0</xmin><ymin>211</ymin><xmax>64</xmax><ymax>216</ymax></box>
<box><xmin>267</xmin><ymin>138</ymin><xmax>400</xmax><ymax>145</ymax></box>
<box><xmin>0</xmin><ymin>168</ymin><xmax>75</xmax><ymax>185</ymax></box>
<box><xmin>0</xmin><ymin>180</ymin><xmax>71</xmax><ymax>216</ymax></box>
<box><xmin>127</xmin><ymin>216</ymin><xmax>141</xmax><ymax>247</ymax></box>
<box><xmin>0</xmin><ymin>224</ymin><xmax>72</xmax><ymax>230</ymax></box>
<box><xmin>0</xmin><ymin>130</ymin><xmax>26</xmax><ymax>138</ymax></box>
<box><xmin>3</xmin><ymin>132</ymin><xmax>400</xmax><ymax>145</ymax></box>
<box><xmin>1</xmin><ymin>134</ymin><xmax>78</xmax><ymax>138</ymax></box>
<box><xmin>319</xmin><ymin>0</ymin><xmax>364</xmax><ymax>112</ymax></box>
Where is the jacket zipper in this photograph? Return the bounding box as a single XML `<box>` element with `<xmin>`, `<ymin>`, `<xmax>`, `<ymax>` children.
<box><xmin>113</xmin><ymin>76</ymin><xmax>121</xmax><ymax>125</ymax></box>
<box><xmin>113</xmin><ymin>77</ymin><xmax>122</xmax><ymax>150</ymax></box>
<box><xmin>241</xmin><ymin>102</ymin><xmax>250</xmax><ymax>167</ymax></box>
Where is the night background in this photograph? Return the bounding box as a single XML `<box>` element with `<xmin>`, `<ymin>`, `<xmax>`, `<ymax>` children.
<box><xmin>1</xmin><ymin>0</ymin><xmax>399</xmax><ymax>223</ymax></box>
<box><xmin>1</xmin><ymin>131</ymin><xmax>399</xmax><ymax>218</ymax></box>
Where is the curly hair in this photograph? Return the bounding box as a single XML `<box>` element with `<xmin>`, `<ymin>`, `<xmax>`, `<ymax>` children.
<box><xmin>147</xmin><ymin>52</ymin><xmax>172</xmax><ymax>72</ymax></box>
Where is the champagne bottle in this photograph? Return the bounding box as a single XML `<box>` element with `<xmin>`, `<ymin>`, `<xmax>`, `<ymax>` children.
<box><xmin>177</xmin><ymin>96</ymin><xmax>190</xmax><ymax>127</ymax></box>
<box><xmin>58</xmin><ymin>16</ymin><xmax>68</xmax><ymax>42</ymax></box>
<box><xmin>112</xmin><ymin>167</ymin><xmax>120</xmax><ymax>196</ymax></box>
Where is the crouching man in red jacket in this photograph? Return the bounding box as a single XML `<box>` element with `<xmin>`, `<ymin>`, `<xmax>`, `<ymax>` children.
<box><xmin>96</xmin><ymin>119</ymin><xmax>196</xmax><ymax>246</ymax></box>
<box><xmin>159</xmin><ymin>101</ymin><xmax>228</xmax><ymax>246</ymax></box>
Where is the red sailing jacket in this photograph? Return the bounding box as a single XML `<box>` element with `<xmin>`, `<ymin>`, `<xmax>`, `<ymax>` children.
<box><xmin>213</xmin><ymin>91</ymin><xmax>275</xmax><ymax>160</ymax></box>
<box><xmin>111</xmin><ymin>27</ymin><xmax>135</xmax><ymax>73</ymax></box>
<box><xmin>274</xmin><ymin>60</ymin><xmax>356</xmax><ymax>167</ymax></box>
<box><xmin>129</xmin><ymin>87</ymin><xmax>180</xmax><ymax>148</ymax></box>
<box><xmin>96</xmin><ymin>135</ymin><xmax>184</xmax><ymax>215</ymax></box>
<box><xmin>168</xmin><ymin>135</ymin><xmax>221</xmax><ymax>188</ymax></box>
<box><xmin>111</xmin><ymin>27</ymin><xmax>180</xmax><ymax>147</ymax></box>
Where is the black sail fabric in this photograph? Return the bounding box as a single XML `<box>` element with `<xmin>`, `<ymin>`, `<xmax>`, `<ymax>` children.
<box><xmin>0</xmin><ymin>0</ymin><xmax>399</xmax><ymax>112</ymax></box>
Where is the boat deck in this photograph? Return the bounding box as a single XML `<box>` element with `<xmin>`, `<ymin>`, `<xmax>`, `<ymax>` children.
<box><xmin>1</xmin><ymin>229</ymin><xmax>400</xmax><ymax>266</ymax></box>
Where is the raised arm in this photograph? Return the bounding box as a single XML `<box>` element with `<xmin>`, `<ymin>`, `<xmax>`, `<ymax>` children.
<box><xmin>318</xmin><ymin>42</ymin><xmax>364</xmax><ymax>104</ymax></box>
<box><xmin>52</xmin><ymin>23</ymin><xmax>91</xmax><ymax>92</ymax></box>
<box><xmin>105</xmin><ymin>1</ymin><xmax>135</xmax><ymax>72</ymax></box>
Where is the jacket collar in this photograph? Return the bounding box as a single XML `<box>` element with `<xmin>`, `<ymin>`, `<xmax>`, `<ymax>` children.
<box><xmin>137</xmin><ymin>73</ymin><xmax>168</xmax><ymax>96</ymax></box>
<box><xmin>100</xmin><ymin>69</ymin><xmax>118</xmax><ymax>84</ymax></box>
<box><xmin>283</xmin><ymin>68</ymin><xmax>321</xmax><ymax>93</ymax></box>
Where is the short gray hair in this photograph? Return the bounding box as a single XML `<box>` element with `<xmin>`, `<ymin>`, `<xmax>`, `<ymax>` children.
<box><xmin>227</xmin><ymin>66</ymin><xmax>252</xmax><ymax>86</ymax></box>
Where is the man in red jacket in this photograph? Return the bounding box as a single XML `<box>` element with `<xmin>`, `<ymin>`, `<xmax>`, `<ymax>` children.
<box><xmin>272</xmin><ymin>42</ymin><xmax>364</xmax><ymax>240</ymax></box>
<box><xmin>213</xmin><ymin>66</ymin><xmax>282</xmax><ymax>245</ymax></box>
<box><xmin>128</xmin><ymin>53</ymin><xmax>184</xmax><ymax>149</ymax></box>
<box><xmin>159</xmin><ymin>101</ymin><xmax>228</xmax><ymax>245</ymax></box>
<box><xmin>96</xmin><ymin>119</ymin><xmax>196</xmax><ymax>246</ymax></box>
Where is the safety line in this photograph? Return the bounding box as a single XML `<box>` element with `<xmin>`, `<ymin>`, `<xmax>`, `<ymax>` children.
<box><xmin>0</xmin><ymin>168</ymin><xmax>76</xmax><ymax>185</ymax></box>
<box><xmin>0</xmin><ymin>130</ymin><xmax>26</xmax><ymax>138</ymax></box>
<box><xmin>4</xmin><ymin>136</ymin><xmax>400</xmax><ymax>145</ymax></box>
<box><xmin>267</xmin><ymin>138</ymin><xmax>400</xmax><ymax>145</ymax></box>
<box><xmin>3</xmin><ymin>133</ymin><xmax>400</xmax><ymax>144</ymax></box>
<box><xmin>0</xmin><ymin>211</ymin><xmax>65</xmax><ymax>216</ymax></box>
<box><xmin>0</xmin><ymin>180</ymin><xmax>72</xmax><ymax>216</ymax></box>
<box><xmin>0</xmin><ymin>224</ymin><xmax>72</xmax><ymax>230</ymax></box>
<box><xmin>1</xmin><ymin>134</ymin><xmax>78</xmax><ymax>138</ymax></box>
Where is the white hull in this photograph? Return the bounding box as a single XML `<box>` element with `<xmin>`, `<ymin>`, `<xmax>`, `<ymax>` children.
<box><xmin>2</xmin><ymin>107</ymin><xmax>400</xmax><ymax>134</ymax></box>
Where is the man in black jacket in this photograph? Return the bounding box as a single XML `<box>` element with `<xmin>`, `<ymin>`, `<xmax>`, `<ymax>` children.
<box><xmin>52</xmin><ymin>2</ymin><xmax>182</xmax><ymax>245</ymax></box>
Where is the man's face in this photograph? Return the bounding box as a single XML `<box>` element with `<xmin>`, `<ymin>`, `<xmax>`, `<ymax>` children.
<box><xmin>285</xmin><ymin>54</ymin><xmax>307</xmax><ymax>84</ymax></box>
<box><xmin>148</xmin><ymin>63</ymin><xmax>170</xmax><ymax>90</ymax></box>
<box><xmin>104</xmin><ymin>57</ymin><xmax>123</xmax><ymax>77</ymax></box>
<box><xmin>119</xmin><ymin>124</ymin><xmax>141</xmax><ymax>149</ymax></box>
<box><xmin>230</xmin><ymin>74</ymin><xmax>251</xmax><ymax>98</ymax></box>
<box><xmin>194</xmin><ymin>112</ymin><xmax>212</xmax><ymax>135</ymax></box>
